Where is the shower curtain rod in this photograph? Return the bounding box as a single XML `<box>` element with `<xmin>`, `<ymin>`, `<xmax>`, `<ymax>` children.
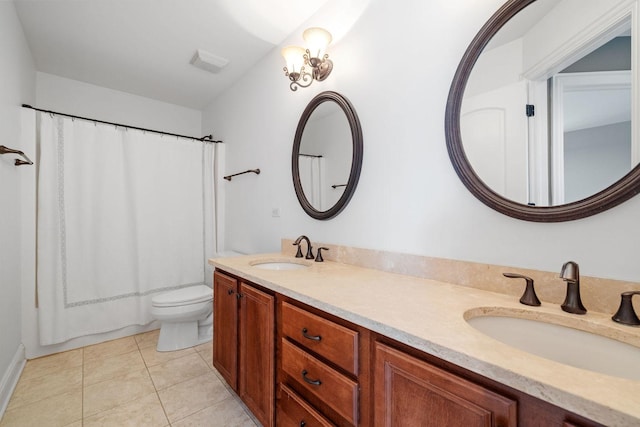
<box><xmin>21</xmin><ymin>104</ymin><xmax>223</xmax><ymax>144</ymax></box>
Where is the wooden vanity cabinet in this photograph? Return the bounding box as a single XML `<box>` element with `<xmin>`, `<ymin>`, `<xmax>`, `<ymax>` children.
<box><xmin>374</xmin><ymin>342</ymin><xmax>517</xmax><ymax>427</ymax></box>
<box><xmin>214</xmin><ymin>268</ymin><xmax>608</xmax><ymax>427</ymax></box>
<box><xmin>213</xmin><ymin>270</ymin><xmax>275</xmax><ymax>427</ymax></box>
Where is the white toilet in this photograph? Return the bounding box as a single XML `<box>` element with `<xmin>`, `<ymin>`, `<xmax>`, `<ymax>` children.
<box><xmin>151</xmin><ymin>285</ymin><xmax>213</xmax><ymax>352</ymax></box>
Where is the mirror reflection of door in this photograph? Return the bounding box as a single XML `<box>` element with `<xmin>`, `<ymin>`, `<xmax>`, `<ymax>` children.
<box><xmin>550</xmin><ymin>36</ymin><xmax>632</xmax><ymax>204</ymax></box>
<box><xmin>460</xmin><ymin>0</ymin><xmax>637</xmax><ymax>208</ymax></box>
<box><xmin>461</xmin><ymin>81</ymin><xmax>529</xmax><ymax>204</ymax></box>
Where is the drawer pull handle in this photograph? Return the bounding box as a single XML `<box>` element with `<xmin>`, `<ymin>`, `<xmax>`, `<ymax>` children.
<box><xmin>302</xmin><ymin>328</ymin><xmax>322</xmax><ymax>341</ymax></box>
<box><xmin>301</xmin><ymin>370</ymin><xmax>322</xmax><ymax>386</ymax></box>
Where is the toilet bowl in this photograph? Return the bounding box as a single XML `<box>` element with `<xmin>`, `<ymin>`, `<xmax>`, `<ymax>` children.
<box><xmin>151</xmin><ymin>285</ymin><xmax>213</xmax><ymax>352</ymax></box>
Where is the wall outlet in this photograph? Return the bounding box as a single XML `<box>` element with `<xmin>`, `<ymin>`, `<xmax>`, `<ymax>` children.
<box><xmin>271</xmin><ymin>208</ymin><xmax>281</xmax><ymax>218</ymax></box>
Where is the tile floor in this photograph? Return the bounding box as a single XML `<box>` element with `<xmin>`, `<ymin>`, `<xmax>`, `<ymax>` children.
<box><xmin>0</xmin><ymin>330</ymin><xmax>258</xmax><ymax>426</ymax></box>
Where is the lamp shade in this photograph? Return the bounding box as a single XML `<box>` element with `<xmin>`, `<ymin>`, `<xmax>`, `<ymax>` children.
<box><xmin>281</xmin><ymin>46</ymin><xmax>306</xmax><ymax>74</ymax></box>
<box><xmin>303</xmin><ymin>27</ymin><xmax>332</xmax><ymax>58</ymax></box>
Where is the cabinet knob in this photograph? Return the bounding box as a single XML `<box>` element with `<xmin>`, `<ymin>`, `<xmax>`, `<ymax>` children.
<box><xmin>301</xmin><ymin>369</ymin><xmax>322</xmax><ymax>386</ymax></box>
<box><xmin>227</xmin><ymin>289</ymin><xmax>234</xmax><ymax>295</ymax></box>
<box><xmin>299</xmin><ymin>422</ymin><xmax>306</xmax><ymax>427</ymax></box>
<box><xmin>301</xmin><ymin>328</ymin><xmax>322</xmax><ymax>342</ymax></box>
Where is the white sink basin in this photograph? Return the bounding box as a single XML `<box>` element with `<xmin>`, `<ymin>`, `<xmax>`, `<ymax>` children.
<box><xmin>467</xmin><ymin>315</ymin><xmax>640</xmax><ymax>381</ymax></box>
<box><xmin>251</xmin><ymin>261</ymin><xmax>309</xmax><ymax>271</ymax></box>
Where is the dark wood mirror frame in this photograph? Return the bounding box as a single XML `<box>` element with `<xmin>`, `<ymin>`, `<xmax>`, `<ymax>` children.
<box><xmin>292</xmin><ymin>91</ymin><xmax>363</xmax><ymax>220</ymax></box>
<box><xmin>445</xmin><ymin>0</ymin><xmax>640</xmax><ymax>222</ymax></box>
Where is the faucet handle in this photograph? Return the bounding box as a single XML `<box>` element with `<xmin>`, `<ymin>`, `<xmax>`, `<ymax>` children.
<box><xmin>315</xmin><ymin>247</ymin><xmax>329</xmax><ymax>262</ymax></box>
<box><xmin>612</xmin><ymin>291</ymin><xmax>640</xmax><ymax>326</ymax></box>
<box><xmin>503</xmin><ymin>273</ymin><xmax>541</xmax><ymax>307</ymax></box>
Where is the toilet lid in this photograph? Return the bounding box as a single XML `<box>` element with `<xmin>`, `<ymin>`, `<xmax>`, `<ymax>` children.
<box><xmin>152</xmin><ymin>285</ymin><xmax>212</xmax><ymax>307</ymax></box>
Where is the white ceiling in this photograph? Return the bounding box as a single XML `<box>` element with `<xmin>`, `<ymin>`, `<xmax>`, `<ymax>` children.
<box><xmin>14</xmin><ymin>0</ymin><xmax>331</xmax><ymax>110</ymax></box>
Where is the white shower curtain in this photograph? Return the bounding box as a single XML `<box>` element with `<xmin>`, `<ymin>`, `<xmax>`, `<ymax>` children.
<box><xmin>298</xmin><ymin>156</ymin><xmax>325</xmax><ymax>210</ymax></box>
<box><xmin>36</xmin><ymin>112</ymin><xmax>218</xmax><ymax>345</ymax></box>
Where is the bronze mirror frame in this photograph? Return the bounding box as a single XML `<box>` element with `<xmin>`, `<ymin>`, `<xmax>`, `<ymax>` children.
<box><xmin>292</xmin><ymin>91</ymin><xmax>363</xmax><ymax>220</ymax></box>
<box><xmin>445</xmin><ymin>0</ymin><xmax>640</xmax><ymax>222</ymax></box>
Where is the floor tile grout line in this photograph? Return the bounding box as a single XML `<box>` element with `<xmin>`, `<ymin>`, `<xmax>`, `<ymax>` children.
<box><xmin>167</xmin><ymin>393</ymin><xmax>238</xmax><ymax>426</ymax></box>
<box><xmin>80</xmin><ymin>352</ymin><xmax>150</xmax><ymax>391</ymax></box>
<box><xmin>145</xmin><ymin>343</ymin><xmax>172</xmax><ymax>427</ymax></box>
<box><xmin>81</xmin><ymin>347</ymin><xmax>84</xmax><ymax>427</ymax></box>
<box><xmin>207</xmin><ymin>365</ymin><xmax>260</xmax><ymax>426</ymax></box>
<box><xmin>140</xmin><ymin>339</ymin><xmax>175</xmax><ymax>427</ymax></box>
<box><xmin>154</xmin><ymin>389</ymin><xmax>172</xmax><ymax>426</ymax></box>
<box><xmin>149</xmin><ymin>366</ymin><xmax>214</xmax><ymax>394</ymax></box>
<box><xmin>81</xmin><ymin>343</ymin><xmax>158</xmax><ymax>424</ymax></box>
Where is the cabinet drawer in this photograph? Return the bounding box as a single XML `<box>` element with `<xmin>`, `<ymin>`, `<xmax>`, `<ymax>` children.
<box><xmin>282</xmin><ymin>302</ymin><xmax>359</xmax><ymax>375</ymax></box>
<box><xmin>282</xmin><ymin>339</ymin><xmax>358</xmax><ymax>425</ymax></box>
<box><xmin>278</xmin><ymin>383</ymin><xmax>335</xmax><ymax>427</ymax></box>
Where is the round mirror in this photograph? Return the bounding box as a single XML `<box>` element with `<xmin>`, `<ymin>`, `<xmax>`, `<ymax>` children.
<box><xmin>445</xmin><ymin>0</ymin><xmax>640</xmax><ymax>222</ymax></box>
<box><xmin>292</xmin><ymin>91</ymin><xmax>363</xmax><ymax>220</ymax></box>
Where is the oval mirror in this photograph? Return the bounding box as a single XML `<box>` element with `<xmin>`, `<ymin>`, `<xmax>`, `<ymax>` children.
<box><xmin>445</xmin><ymin>0</ymin><xmax>640</xmax><ymax>222</ymax></box>
<box><xmin>292</xmin><ymin>91</ymin><xmax>363</xmax><ymax>220</ymax></box>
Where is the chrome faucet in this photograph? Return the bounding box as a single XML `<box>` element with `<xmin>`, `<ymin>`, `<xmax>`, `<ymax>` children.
<box><xmin>293</xmin><ymin>235</ymin><xmax>314</xmax><ymax>259</ymax></box>
<box><xmin>559</xmin><ymin>261</ymin><xmax>587</xmax><ymax>314</ymax></box>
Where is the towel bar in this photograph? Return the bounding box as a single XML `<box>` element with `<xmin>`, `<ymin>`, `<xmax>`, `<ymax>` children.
<box><xmin>0</xmin><ymin>145</ymin><xmax>33</xmax><ymax>166</ymax></box>
<box><xmin>224</xmin><ymin>168</ymin><xmax>260</xmax><ymax>181</ymax></box>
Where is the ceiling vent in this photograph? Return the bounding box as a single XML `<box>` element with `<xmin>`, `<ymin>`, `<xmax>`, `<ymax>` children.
<box><xmin>190</xmin><ymin>49</ymin><xmax>229</xmax><ymax>74</ymax></box>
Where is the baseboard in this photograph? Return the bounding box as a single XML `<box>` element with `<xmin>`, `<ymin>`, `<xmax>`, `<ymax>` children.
<box><xmin>0</xmin><ymin>344</ymin><xmax>26</xmax><ymax>420</ymax></box>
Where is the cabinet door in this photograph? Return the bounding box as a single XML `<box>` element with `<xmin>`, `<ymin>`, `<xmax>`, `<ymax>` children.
<box><xmin>239</xmin><ymin>282</ymin><xmax>275</xmax><ymax>427</ymax></box>
<box><xmin>213</xmin><ymin>271</ymin><xmax>238</xmax><ymax>389</ymax></box>
<box><xmin>374</xmin><ymin>342</ymin><xmax>517</xmax><ymax>427</ymax></box>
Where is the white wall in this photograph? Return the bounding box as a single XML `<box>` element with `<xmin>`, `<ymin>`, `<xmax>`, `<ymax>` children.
<box><xmin>565</xmin><ymin>121</ymin><xmax>632</xmax><ymax>202</ymax></box>
<box><xmin>465</xmin><ymin>38</ymin><xmax>524</xmax><ymax>98</ymax></box>
<box><xmin>36</xmin><ymin>72</ymin><xmax>202</xmax><ymax>136</ymax></box>
<box><xmin>0</xmin><ymin>0</ymin><xmax>35</xmax><ymax>411</ymax></box>
<box><xmin>202</xmin><ymin>0</ymin><xmax>640</xmax><ymax>283</ymax></box>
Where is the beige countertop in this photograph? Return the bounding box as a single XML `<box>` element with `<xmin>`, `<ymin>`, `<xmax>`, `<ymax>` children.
<box><xmin>209</xmin><ymin>253</ymin><xmax>640</xmax><ymax>426</ymax></box>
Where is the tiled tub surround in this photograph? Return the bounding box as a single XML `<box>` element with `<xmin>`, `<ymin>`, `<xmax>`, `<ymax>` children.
<box><xmin>210</xmin><ymin>243</ymin><xmax>640</xmax><ymax>427</ymax></box>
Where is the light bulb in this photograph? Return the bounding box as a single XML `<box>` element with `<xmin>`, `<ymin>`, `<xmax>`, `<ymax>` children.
<box><xmin>281</xmin><ymin>46</ymin><xmax>306</xmax><ymax>74</ymax></box>
<box><xmin>303</xmin><ymin>27</ymin><xmax>332</xmax><ymax>59</ymax></box>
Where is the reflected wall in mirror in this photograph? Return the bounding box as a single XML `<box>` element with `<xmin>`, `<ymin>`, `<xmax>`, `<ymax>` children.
<box><xmin>445</xmin><ymin>0</ymin><xmax>640</xmax><ymax>222</ymax></box>
<box><xmin>292</xmin><ymin>91</ymin><xmax>363</xmax><ymax>220</ymax></box>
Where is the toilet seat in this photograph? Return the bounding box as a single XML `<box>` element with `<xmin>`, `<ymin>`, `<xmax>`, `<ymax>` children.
<box><xmin>152</xmin><ymin>285</ymin><xmax>212</xmax><ymax>308</ymax></box>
